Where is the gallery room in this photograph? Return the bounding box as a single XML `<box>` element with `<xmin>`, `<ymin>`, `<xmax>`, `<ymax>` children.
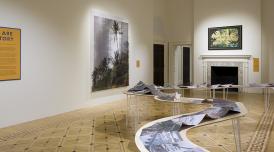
<box><xmin>0</xmin><ymin>0</ymin><xmax>274</xmax><ymax>151</ymax></box>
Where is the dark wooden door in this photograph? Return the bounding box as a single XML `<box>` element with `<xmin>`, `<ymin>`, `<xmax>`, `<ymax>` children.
<box><xmin>153</xmin><ymin>44</ymin><xmax>165</xmax><ymax>86</ymax></box>
<box><xmin>183</xmin><ymin>47</ymin><xmax>191</xmax><ymax>85</ymax></box>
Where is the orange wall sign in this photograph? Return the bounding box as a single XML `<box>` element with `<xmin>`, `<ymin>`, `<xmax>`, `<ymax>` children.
<box><xmin>136</xmin><ymin>60</ymin><xmax>140</xmax><ymax>68</ymax></box>
<box><xmin>0</xmin><ymin>27</ymin><xmax>21</xmax><ymax>81</ymax></box>
<box><xmin>253</xmin><ymin>58</ymin><xmax>259</xmax><ymax>72</ymax></box>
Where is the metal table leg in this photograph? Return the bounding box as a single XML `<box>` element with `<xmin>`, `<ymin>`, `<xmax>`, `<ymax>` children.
<box><xmin>171</xmin><ymin>102</ymin><xmax>180</xmax><ymax>116</ymax></box>
<box><xmin>126</xmin><ymin>94</ymin><xmax>129</xmax><ymax>127</ymax></box>
<box><xmin>136</xmin><ymin>95</ymin><xmax>140</xmax><ymax>129</ymax></box>
<box><xmin>131</xmin><ymin>95</ymin><xmax>139</xmax><ymax>132</ymax></box>
<box><xmin>226</xmin><ymin>88</ymin><xmax>229</xmax><ymax>99</ymax></box>
<box><xmin>182</xmin><ymin>89</ymin><xmax>185</xmax><ymax>97</ymax></box>
<box><xmin>205</xmin><ymin>89</ymin><xmax>208</xmax><ymax>99</ymax></box>
<box><xmin>172</xmin><ymin>102</ymin><xmax>176</xmax><ymax>116</ymax></box>
<box><xmin>223</xmin><ymin>88</ymin><xmax>225</xmax><ymax>99</ymax></box>
<box><xmin>267</xmin><ymin>88</ymin><xmax>270</xmax><ymax>107</ymax></box>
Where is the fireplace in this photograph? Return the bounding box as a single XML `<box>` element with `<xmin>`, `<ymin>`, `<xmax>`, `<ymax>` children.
<box><xmin>200</xmin><ymin>55</ymin><xmax>252</xmax><ymax>93</ymax></box>
<box><xmin>211</xmin><ymin>66</ymin><xmax>238</xmax><ymax>92</ymax></box>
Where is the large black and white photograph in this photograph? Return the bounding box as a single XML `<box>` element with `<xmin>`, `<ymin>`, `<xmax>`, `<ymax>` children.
<box><xmin>92</xmin><ymin>15</ymin><xmax>129</xmax><ymax>92</ymax></box>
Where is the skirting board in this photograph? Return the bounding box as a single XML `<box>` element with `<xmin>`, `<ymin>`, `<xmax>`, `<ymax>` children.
<box><xmin>83</xmin><ymin>93</ymin><xmax>126</xmax><ymax>108</ymax></box>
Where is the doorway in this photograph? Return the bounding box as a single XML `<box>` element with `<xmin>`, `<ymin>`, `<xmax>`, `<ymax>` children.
<box><xmin>170</xmin><ymin>45</ymin><xmax>192</xmax><ymax>86</ymax></box>
<box><xmin>183</xmin><ymin>47</ymin><xmax>191</xmax><ymax>85</ymax></box>
<box><xmin>153</xmin><ymin>44</ymin><xmax>165</xmax><ymax>86</ymax></box>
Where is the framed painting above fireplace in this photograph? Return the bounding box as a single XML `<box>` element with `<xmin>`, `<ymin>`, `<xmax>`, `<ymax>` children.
<box><xmin>208</xmin><ymin>25</ymin><xmax>242</xmax><ymax>50</ymax></box>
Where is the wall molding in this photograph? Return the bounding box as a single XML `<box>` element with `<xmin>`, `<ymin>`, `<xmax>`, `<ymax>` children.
<box><xmin>200</xmin><ymin>55</ymin><xmax>252</xmax><ymax>60</ymax></box>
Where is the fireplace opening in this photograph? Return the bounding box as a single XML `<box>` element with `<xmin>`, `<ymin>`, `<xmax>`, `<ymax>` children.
<box><xmin>211</xmin><ymin>66</ymin><xmax>238</xmax><ymax>92</ymax></box>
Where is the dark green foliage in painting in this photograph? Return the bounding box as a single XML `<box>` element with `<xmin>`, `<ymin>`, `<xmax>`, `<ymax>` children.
<box><xmin>111</xmin><ymin>50</ymin><xmax>129</xmax><ymax>87</ymax></box>
<box><xmin>92</xmin><ymin>49</ymin><xmax>128</xmax><ymax>92</ymax></box>
<box><xmin>92</xmin><ymin>51</ymin><xmax>128</xmax><ymax>91</ymax></box>
<box><xmin>92</xmin><ymin>58</ymin><xmax>112</xmax><ymax>91</ymax></box>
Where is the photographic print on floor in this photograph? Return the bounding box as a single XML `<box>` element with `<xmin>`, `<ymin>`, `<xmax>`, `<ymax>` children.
<box><xmin>139</xmin><ymin>99</ymin><xmax>243</xmax><ymax>152</ymax></box>
<box><xmin>208</xmin><ymin>25</ymin><xmax>242</xmax><ymax>50</ymax></box>
<box><xmin>92</xmin><ymin>15</ymin><xmax>129</xmax><ymax>92</ymax></box>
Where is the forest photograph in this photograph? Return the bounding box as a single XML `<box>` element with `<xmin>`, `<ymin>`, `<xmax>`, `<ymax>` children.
<box><xmin>92</xmin><ymin>16</ymin><xmax>129</xmax><ymax>92</ymax></box>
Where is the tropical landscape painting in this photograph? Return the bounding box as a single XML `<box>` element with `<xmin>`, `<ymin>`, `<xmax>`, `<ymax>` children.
<box><xmin>92</xmin><ymin>16</ymin><xmax>129</xmax><ymax>92</ymax></box>
<box><xmin>208</xmin><ymin>25</ymin><xmax>242</xmax><ymax>50</ymax></box>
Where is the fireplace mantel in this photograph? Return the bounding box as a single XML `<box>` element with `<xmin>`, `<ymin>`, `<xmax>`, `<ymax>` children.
<box><xmin>200</xmin><ymin>55</ymin><xmax>252</xmax><ymax>60</ymax></box>
<box><xmin>200</xmin><ymin>54</ymin><xmax>251</xmax><ymax>92</ymax></box>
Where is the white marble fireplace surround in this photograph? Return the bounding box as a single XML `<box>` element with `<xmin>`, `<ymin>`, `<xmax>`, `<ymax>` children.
<box><xmin>200</xmin><ymin>55</ymin><xmax>252</xmax><ymax>92</ymax></box>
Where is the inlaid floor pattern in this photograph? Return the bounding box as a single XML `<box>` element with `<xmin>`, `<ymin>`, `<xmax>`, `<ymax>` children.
<box><xmin>0</xmin><ymin>91</ymin><xmax>273</xmax><ymax>152</ymax></box>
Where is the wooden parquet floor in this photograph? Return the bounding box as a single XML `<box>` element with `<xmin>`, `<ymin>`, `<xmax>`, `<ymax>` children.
<box><xmin>0</xmin><ymin>91</ymin><xmax>273</xmax><ymax>152</ymax></box>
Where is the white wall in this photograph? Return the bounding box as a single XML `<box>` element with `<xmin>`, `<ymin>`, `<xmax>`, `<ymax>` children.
<box><xmin>262</xmin><ymin>0</ymin><xmax>274</xmax><ymax>83</ymax></box>
<box><xmin>193</xmin><ymin>0</ymin><xmax>262</xmax><ymax>85</ymax></box>
<box><xmin>153</xmin><ymin>0</ymin><xmax>193</xmax><ymax>43</ymax></box>
<box><xmin>166</xmin><ymin>0</ymin><xmax>193</xmax><ymax>43</ymax></box>
<box><xmin>153</xmin><ymin>0</ymin><xmax>168</xmax><ymax>42</ymax></box>
<box><xmin>0</xmin><ymin>0</ymin><xmax>153</xmax><ymax>128</ymax></box>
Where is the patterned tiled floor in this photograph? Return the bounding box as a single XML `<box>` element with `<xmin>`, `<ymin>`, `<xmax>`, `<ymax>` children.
<box><xmin>0</xmin><ymin>91</ymin><xmax>273</xmax><ymax>152</ymax></box>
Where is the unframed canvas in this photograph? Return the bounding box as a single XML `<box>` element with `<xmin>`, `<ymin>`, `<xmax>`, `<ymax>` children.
<box><xmin>92</xmin><ymin>15</ymin><xmax>129</xmax><ymax>92</ymax></box>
